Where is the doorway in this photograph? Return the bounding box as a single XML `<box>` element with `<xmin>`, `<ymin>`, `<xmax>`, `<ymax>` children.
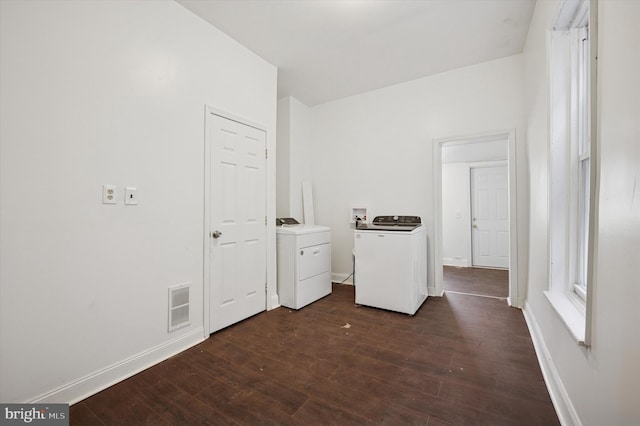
<box><xmin>433</xmin><ymin>130</ymin><xmax>519</xmax><ymax>306</ymax></box>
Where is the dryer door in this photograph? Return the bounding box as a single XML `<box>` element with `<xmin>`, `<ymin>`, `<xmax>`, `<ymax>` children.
<box><xmin>298</xmin><ymin>243</ymin><xmax>331</xmax><ymax>281</ymax></box>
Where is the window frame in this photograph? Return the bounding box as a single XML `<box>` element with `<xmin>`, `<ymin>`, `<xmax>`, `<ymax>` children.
<box><xmin>546</xmin><ymin>0</ymin><xmax>597</xmax><ymax>347</ymax></box>
<box><xmin>571</xmin><ymin>24</ymin><xmax>590</xmax><ymax>303</ymax></box>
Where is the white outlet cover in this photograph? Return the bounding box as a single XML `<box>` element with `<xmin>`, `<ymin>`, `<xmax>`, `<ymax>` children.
<box><xmin>102</xmin><ymin>185</ymin><xmax>117</xmax><ymax>204</ymax></box>
<box><xmin>125</xmin><ymin>187</ymin><xmax>137</xmax><ymax>205</ymax></box>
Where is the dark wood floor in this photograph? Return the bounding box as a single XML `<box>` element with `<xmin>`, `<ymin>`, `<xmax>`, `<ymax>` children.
<box><xmin>71</xmin><ymin>279</ymin><xmax>558</xmax><ymax>425</ymax></box>
<box><xmin>443</xmin><ymin>266</ymin><xmax>509</xmax><ymax>298</ymax></box>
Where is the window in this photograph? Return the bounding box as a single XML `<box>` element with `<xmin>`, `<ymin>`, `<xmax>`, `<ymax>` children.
<box><xmin>546</xmin><ymin>0</ymin><xmax>595</xmax><ymax>346</ymax></box>
<box><xmin>573</xmin><ymin>24</ymin><xmax>590</xmax><ymax>301</ymax></box>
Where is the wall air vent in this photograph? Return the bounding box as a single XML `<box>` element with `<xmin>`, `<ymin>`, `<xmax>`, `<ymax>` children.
<box><xmin>168</xmin><ymin>283</ymin><xmax>190</xmax><ymax>332</ymax></box>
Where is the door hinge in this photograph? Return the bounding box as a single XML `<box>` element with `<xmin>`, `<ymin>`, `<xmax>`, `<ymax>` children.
<box><xmin>265</xmin><ymin>216</ymin><xmax>267</xmax><ymax>226</ymax></box>
<box><xmin>265</xmin><ymin>282</ymin><xmax>268</xmax><ymax>292</ymax></box>
<box><xmin>265</xmin><ymin>148</ymin><xmax>268</xmax><ymax>159</ymax></box>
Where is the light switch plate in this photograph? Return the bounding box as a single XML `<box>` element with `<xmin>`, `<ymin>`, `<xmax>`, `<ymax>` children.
<box><xmin>102</xmin><ymin>185</ymin><xmax>117</xmax><ymax>204</ymax></box>
<box><xmin>125</xmin><ymin>187</ymin><xmax>137</xmax><ymax>205</ymax></box>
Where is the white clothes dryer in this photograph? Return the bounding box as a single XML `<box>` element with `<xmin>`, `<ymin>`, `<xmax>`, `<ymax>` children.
<box><xmin>276</xmin><ymin>219</ymin><xmax>332</xmax><ymax>309</ymax></box>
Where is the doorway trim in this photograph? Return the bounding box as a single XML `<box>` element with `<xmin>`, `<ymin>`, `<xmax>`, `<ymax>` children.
<box><xmin>203</xmin><ymin>105</ymin><xmax>271</xmax><ymax>338</ymax></box>
<box><xmin>433</xmin><ymin>129</ymin><xmax>520</xmax><ymax>307</ymax></box>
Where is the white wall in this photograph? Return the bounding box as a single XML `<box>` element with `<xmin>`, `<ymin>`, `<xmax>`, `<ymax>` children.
<box><xmin>306</xmin><ymin>55</ymin><xmax>527</xmax><ymax>291</ymax></box>
<box><xmin>276</xmin><ymin>97</ymin><xmax>292</xmax><ymax>216</ymax></box>
<box><xmin>276</xmin><ymin>97</ymin><xmax>313</xmax><ymax>221</ymax></box>
<box><xmin>290</xmin><ymin>99</ymin><xmax>314</xmax><ymax>223</ymax></box>
<box><xmin>523</xmin><ymin>0</ymin><xmax>640</xmax><ymax>424</ymax></box>
<box><xmin>442</xmin><ymin>138</ymin><xmax>508</xmax><ymax>163</ymax></box>
<box><xmin>0</xmin><ymin>0</ymin><xmax>277</xmax><ymax>403</ymax></box>
<box><xmin>442</xmin><ymin>163</ymin><xmax>472</xmax><ymax>266</ymax></box>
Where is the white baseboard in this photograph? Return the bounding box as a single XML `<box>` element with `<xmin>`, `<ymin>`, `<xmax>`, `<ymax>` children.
<box><xmin>332</xmin><ymin>272</ymin><xmax>353</xmax><ymax>285</ymax></box>
<box><xmin>522</xmin><ymin>302</ymin><xmax>581</xmax><ymax>426</ymax></box>
<box><xmin>30</xmin><ymin>327</ymin><xmax>205</xmax><ymax>405</ymax></box>
<box><xmin>428</xmin><ymin>286</ymin><xmax>444</xmax><ymax>297</ymax></box>
<box><xmin>442</xmin><ymin>257</ymin><xmax>470</xmax><ymax>267</ymax></box>
<box><xmin>269</xmin><ymin>294</ymin><xmax>280</xmax><ymax>310</ymax></box>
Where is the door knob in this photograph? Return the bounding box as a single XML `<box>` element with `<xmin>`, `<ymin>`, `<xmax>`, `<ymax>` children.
<box><xmin>472</xmin><ymin>224</ymin><xmax>478</xmax><ymax>229</ymax></box>
<box><xmin>211</xmin><ymin>230</ymin><xmax>222</xmax><ymax>239</ymax></box>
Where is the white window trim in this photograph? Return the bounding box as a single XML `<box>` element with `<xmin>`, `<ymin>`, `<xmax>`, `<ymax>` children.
<box><xmin>570</xmin><ymin>25</ymin><xmax>590</xmax><ymax>304</ymax></box>
<box><xmin>546</xmin><ymin>0</ymin><xmax>597</xmax><ymax>347</ymax></box>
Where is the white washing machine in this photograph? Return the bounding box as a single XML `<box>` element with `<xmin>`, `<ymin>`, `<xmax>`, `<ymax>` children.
<box><xmin>276</xmin><ymin>219</ymin><xmax>332</xmax><ymax>309</ymax></box>
<box><xmin>354</xmin><ymin>216</ymin><xmax>427</xmax><ymax>315</ymax></box>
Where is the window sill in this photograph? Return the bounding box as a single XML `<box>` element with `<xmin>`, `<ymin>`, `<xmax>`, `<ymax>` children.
<box><xmin>544</xmin><ymin>290</ymin><xmax>587</xmax><ymax>346</ymax></box>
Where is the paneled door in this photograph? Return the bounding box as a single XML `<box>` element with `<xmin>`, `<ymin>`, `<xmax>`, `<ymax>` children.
<box><xmin>471</xmin><ymin>166</ymin><xmax>509</xmax><ymax>269</ymax></box>
<box><xmin>206</xmin><ymin>111</ymin><xmax>266</xmax><ymax>334</ymax></box>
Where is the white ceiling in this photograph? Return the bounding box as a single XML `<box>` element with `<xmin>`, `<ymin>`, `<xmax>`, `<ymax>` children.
<box><xmin>177</xmin><ymin>0</ymin><xmax>535</xmax><ymax>106</ymax></box>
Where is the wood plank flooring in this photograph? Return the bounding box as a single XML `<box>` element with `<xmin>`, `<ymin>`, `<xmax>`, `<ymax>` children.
<box><xmin>71</xmin><ymin>273</ymin><xmax>558</xmax><ymax>425</ymax></box>
<box><xmin>443</xmin><ymin>266</ymin><xmax>509</xmax><ymax>298</ymax></box>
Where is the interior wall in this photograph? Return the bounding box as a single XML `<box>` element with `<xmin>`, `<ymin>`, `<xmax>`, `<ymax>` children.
<box><xmin>276</xmin><ymin>97</ymin><xmax>291</xmax><ymax>216</ymax></box>
<box><xmin>442</xmin><ymin>163</ymin><xmax>472</xmax><ymax>266</ymax></box>
<box><xmin>276</xmin><ymin>97</ymin><xmax>313</xmax><ymax>221</ymax></box>
<box><xmin>289</xmin><ymin>98</ymin><xmax>313</xmax><ymax>222</ymax></box>
<box><xmin>442</xmin><ymin>139</ymin><xmax>508</xmax><ymax>163</ymax></box>
<box><xmin>0</xmin><ymin>0</ymin><xmax>277</xmax><ymax>403</ymax></box>
<box><xmin>307</xmin><ymin>55</ymin><xmax>527</xmax><ymax>291</ymax></box>
<box><xmin>522</xmin><ymin>0</ymin><xmax>640</xmax><ymax>424</ymax></box>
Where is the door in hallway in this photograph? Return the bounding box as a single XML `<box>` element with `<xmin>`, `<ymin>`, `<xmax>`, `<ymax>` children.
<box><xmin>471</xmin><ymin>165</ymin><xmax>509</xmax><ymax>269</ymax></box>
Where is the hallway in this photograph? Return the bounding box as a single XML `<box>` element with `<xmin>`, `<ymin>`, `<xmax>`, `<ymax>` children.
<box><xmin>444</xmin><ymin>266</ymin><xmax>509</xmax><ymax>299</ymax></box>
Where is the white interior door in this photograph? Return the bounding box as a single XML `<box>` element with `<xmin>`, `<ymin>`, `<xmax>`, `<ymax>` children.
<box><xmin>207</xmin><ymin>112</ymin><xmax>266</xmax><ymax>334</ymax></box>
<box><xmin>471</xmin><ymin>166</ymin><xmax>509</xmax><ymax>269</ymax></box>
